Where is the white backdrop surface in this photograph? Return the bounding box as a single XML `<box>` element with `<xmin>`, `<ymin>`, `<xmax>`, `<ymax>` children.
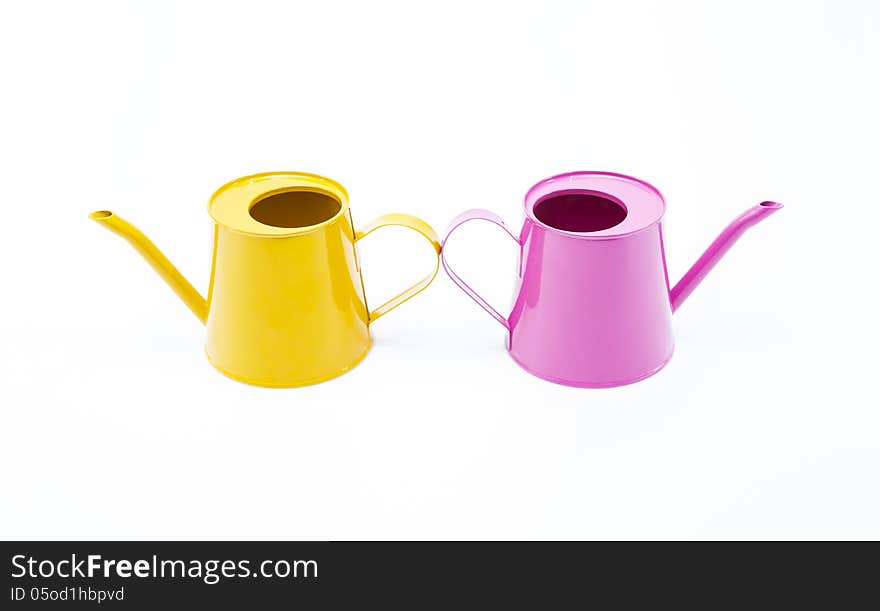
<box><xmin>1</xmin><ymin>0</ymin><xmax>878</xmax><ymax>539</ymax></box>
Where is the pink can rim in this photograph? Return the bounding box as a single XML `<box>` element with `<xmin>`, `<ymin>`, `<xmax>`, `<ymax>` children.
<box><xmin>523</xmin><ymin>171</ymin><xmax>667</xmax><ymax>240</ymax></box>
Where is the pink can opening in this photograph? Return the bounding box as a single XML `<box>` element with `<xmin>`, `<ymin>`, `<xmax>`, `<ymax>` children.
<box><xmin>533</xmin><ymin>191</ymin><xmax>628</xmax><ymax>232</ymax></box>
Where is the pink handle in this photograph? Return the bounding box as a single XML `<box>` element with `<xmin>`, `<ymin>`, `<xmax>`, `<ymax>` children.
<box><xmin>441</xmin><ymin>209</ymin><xmax>520</xmax><ymax>330</ymax></box>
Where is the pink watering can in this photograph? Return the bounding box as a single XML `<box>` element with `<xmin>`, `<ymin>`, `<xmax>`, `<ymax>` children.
<box><xmin>441</xmin><ymin>171</ymin><xmax>783</xmax><ymax>387</ymax></box>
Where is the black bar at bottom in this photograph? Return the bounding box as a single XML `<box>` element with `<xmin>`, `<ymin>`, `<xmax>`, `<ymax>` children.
<box><xmin>0</xmin><ymin>541</ymin><xmax>875</xmax><ymax>608</ymax></box>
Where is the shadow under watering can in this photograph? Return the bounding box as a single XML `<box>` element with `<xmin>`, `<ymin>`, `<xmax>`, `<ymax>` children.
<box><xmin>441</xmin><ymin>171</ymin><xmax>783</xmax><ymax>387</ymax></box>
<box><xmin>90</xmin><ymin>171</ymin><xmax>440</xmax><ymax>387</ymax></box>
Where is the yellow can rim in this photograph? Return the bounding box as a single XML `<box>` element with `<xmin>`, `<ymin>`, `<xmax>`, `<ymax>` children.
<box><xmin>208</xmin><ymin>171</ymin><xmax>350</xmax><ymax>237</ymax></box>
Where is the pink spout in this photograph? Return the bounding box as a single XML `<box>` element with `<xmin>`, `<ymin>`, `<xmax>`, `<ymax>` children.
<box><xmin>669</xmin><ymin>201</ymin><xmax>783</xmax><ymax>312</ymax></box>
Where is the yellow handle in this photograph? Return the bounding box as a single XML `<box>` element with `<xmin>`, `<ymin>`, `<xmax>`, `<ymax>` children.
<box><xmin>354</xmin><ymin>213</ymin><xmax>440</xmax><ymax>322</ymax></box>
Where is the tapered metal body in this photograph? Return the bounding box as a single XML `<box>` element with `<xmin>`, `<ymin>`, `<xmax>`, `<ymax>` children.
<box><xmin>442</xmin><ymin>171</ymin><xmax>782</xmax><ymax>387</ymax></box>
<box><xmin>90</xmin><ymin>171</ymin><xmax>439</xmax><ymax>387</ymax></box>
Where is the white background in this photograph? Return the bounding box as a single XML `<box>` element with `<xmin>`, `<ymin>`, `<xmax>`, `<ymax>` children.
<box><xmin>1</xmin><ymin>0</ymin><xmax>878</xmax><ymax>540</ymax></box>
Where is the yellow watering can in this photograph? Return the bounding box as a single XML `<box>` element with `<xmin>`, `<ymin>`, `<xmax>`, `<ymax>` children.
<box><xmin>90</xmin><ymin>171</ymin><xmax>440</xmax><ymax>387</ymax></box>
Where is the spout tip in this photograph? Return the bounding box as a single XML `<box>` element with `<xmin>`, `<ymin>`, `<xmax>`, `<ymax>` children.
<box><xmin>89</xmin><ymin>210</ymin><xmax>114</xmax><ymax>221</ymax></box>
<box><xmin>758</xmin><ymin>201</ymin><xmax>783</xmax><ymax>210</ymax></box>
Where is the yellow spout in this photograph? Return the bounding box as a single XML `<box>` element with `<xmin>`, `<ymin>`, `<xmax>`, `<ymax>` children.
<box><xmin>89</xmin><ymin>211</ymin><xmax>208</xmax><ymax>323</ymax></box>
